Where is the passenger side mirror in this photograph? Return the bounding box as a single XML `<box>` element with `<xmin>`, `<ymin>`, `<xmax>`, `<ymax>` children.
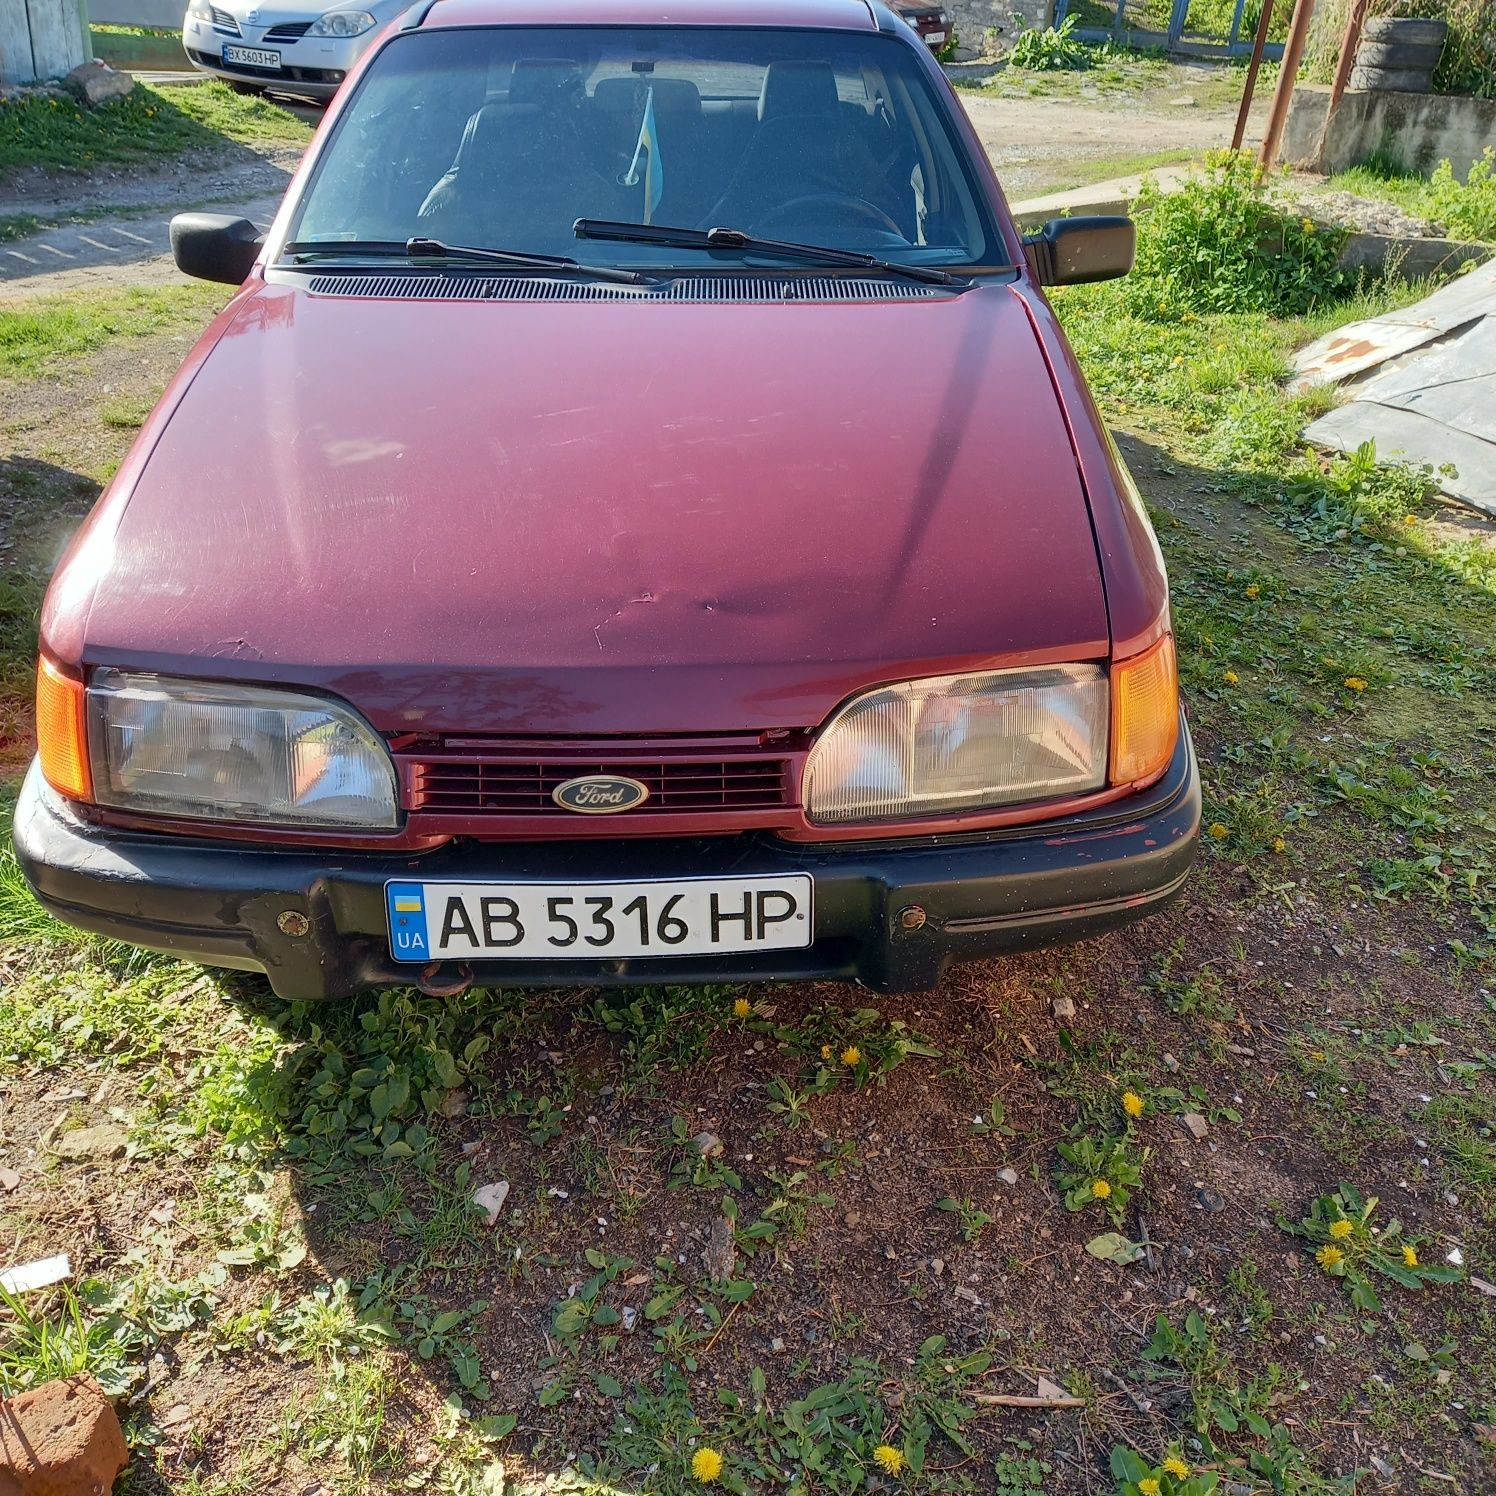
<box><xmin>169</xmin><ymin>213</ymin><xmax>265</xmax><ymax>285</ymax></box>
<box><xmin>1023</xmin><ymin>215</ymin><xmax>1135</xmax><ymax>287</ymax></box>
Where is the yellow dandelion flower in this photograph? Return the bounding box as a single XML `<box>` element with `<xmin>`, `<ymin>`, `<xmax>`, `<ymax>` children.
<box><xmin>873</xmin><ymin>1444</ymin><xmax>906</xmax><ymax>1476</ymax></box>
<box><xmin>1403</xmin><ymin>514</ymin><xmax>1417</xmax><ymax>525</ymax></box>
<box><xmin>1328</xmin><ymin>1218</ymin><xmax>1353</xmax><ymax>1240</ymax></box>
<box><xmin>1208</xmin><ymin>822</ymin><xmax>1229</xmax><ymax>840</ymax></box>
<box><xmin>1245</xmin><ymin>584</ymin><xmax>1260</xmax><ymax>599</ymax></box>
<box><xmin>1091</xmin><ymin>1178</ymin><xmax>1112</xmax><ymax>1199</ymax></box>
<box><xmin>1316</xmin><ymin>1244</ymin><xmax>1344</xmax><ymax>1271</ymax></box>
<box><xmin>1163</xmin><ymin>1456</ymin><xmax>1191</xmax><ymax>1478</ymax></box>
<box><xmin>820</xmin><ymin>1043</ymin><xmax>833</xmax><ymax>1060</ymax></box>
<box><xmin>1343</xmin><ymin>677</ymin><xmax>1368</xmax><ymax>692</ymax></box>
<box><xmin>841</xmin><ymin>1045</ymin><xmax>862</xmax><ymax>1067</ymax></box>
<box><xmin>732</xmin><ymin>997</ymin><xmax>752</xmax><ymax>1019</ymax></box>
<box><xmin>691</xmin><ymin>1447</ymin><xmax>724</xmax><ymax>1484</ymax></box>
<box><xmin>1272</xmin><ymin>835</ymin><xmax>1287</xmax><ymax>854</ymax></box>
<box><xmin>1403</xmin><ymin>1245</ymin><xmax>1419</xmax><ymax>1268</ymax></box>
<box><xmin>1140</xmin><ymin>1480</ymin><xmax>1162</xmax><ymax>1496</ymax></box>
<box><xmin>1170</xmin><ymin>355</ymin><xmax>1185</xmax><ymax>367</ymax></box>
<box><xmin>1122</xmin><ymin>1090</ymin><xmax>1145</xmax><ymax>1119</ymax></box>
<box><xmin>1301</xmin><ymin>217</ymin><xmax>1316</xmax><ymax>233</ymax></box>
<box><xmin>1223</xmin><ymin>669</ymin><xmax>1239</xmax><ymax>685</ymax></box>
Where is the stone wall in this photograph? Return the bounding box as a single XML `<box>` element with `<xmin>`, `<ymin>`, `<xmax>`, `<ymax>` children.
<box><xmin>1283</xmin><ymin>82</ymin><xmax>1496</xmax><ymax>179</ymax></box>
<box><xmin>946</xmin><ymin>0</ymin><xmax>1055</xmax><ymax>58</ymax></box>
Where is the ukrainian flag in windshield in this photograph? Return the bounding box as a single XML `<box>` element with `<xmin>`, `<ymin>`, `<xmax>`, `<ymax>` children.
<box><xmin>625</xmin><ymin>87</ymin><xmax>664</xmax><ymax>225</ymax></box>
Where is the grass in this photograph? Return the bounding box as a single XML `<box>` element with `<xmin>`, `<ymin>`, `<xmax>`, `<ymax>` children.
<box><xmin>0</xmin><ymin>283</ymin><xmax>225</xmax><ymax>380</ymax></box>
<box><xmin>1021</xmin><ymin>146</ymin><xmax>1198</xmax><ymax>199</ymax></box>
<box><xmin>1324</xmin><ymin>148</ymin><xmax>1496</xmax><ymax>243</ymax></box>
<box><xmin>0</xmin><ymin>164</ymin><xmax>1494</xmax><ymax>1493</ymax></box>
<box><xmin>0</xmin><ymin>80</ymin><xmax>310</xmax><ymax>175</ymax></box>
<box><xmin>0</xmin><ymin>214</ymin><xmax>41</xmax><ymax>243</ymax></box>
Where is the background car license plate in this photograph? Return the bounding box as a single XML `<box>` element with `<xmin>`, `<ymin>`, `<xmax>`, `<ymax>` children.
<box><xmin>224</xmin><ymin>44</ymin><xmax>279</xmax><ymax>68</ymax></box>
<box><xmin>386</xmin><ymin>875</ymin><xmax>812</xmax><ymax>961</ymax></box>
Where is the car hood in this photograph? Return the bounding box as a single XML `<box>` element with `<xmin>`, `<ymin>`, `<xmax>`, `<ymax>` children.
<box><xmin>212</xmin><ymin>0</ymin><xmax>395</xmax><ymax>19</ymax></box>
<box><xmin>75</xmin><ymin>279</ymin><xmax>1107</xmax><ymax>736</ymax></box>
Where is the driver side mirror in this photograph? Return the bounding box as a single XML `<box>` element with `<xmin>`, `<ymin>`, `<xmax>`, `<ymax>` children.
<box><xmin>170</xmin><ymin>213</ymin><xmax>265</xmax><ymax>285</ymax></box>
<box><xmin>1023</xmin><ymin>215</ymin><xmax>1135</xmax><ymax>287</ymax></box>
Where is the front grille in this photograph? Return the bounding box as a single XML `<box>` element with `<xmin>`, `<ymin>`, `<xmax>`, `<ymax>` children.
<box><xmin>413</xmin><ymin>758</ymin><xmax>789</xmax><ymax>815</ymax></box>
<box><xmin>263</xmin><ymin>20</ymin><xmax>312</xmax><ymax>40</ymax></box>
<box><xmin>210</xmin><ymin>6</ymin><xmax>240</xmax><ymax>32</ymax></box>
<box><xmin>304</xmin><ymin>272</ymin><xmax>945</xmax><ymax>303</ymax></box>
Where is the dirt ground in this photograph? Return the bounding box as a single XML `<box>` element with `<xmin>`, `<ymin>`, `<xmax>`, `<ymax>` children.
<box><xmin>957</xmin><ymin>88</ymin><xmax>1262</xmax><ymax>201</ymax></box>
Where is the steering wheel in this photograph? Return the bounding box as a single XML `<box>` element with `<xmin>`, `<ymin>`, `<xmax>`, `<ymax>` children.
<box><xmin>751</xmin><ymin>192</ymin><xmax>904</xmax><ymax>239</ymax></box>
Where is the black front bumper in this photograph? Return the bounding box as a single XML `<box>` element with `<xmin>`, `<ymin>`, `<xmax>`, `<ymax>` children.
<box><xmin>13</xmin><ymin>723</ymin><xmax>1199</xmax><ymax>1000</ymax></box>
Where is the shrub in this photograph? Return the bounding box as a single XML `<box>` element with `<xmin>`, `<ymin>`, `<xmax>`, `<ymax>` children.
<box><xmin>1007</xmin><ymin>15</ymin><xmax>1093</xmax><ymax>71</ymax></box>
<box><xmin>1128</xmin><ymin>152</ymin><xmax>1347</xmax><ymax>316</ymax></box>
<box><xmin>1424</xmin><ymin>147</ymin><xmax>1496</xmax><ymax>240</ymax></box>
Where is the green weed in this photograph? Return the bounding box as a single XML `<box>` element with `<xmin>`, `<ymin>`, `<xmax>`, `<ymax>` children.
<box><xmin>1130</xmin><ymin>153</ymin><xmax>1348</xmax><ymax>316</ymax></box>
<box><xmin>1008</xmin><ymin>15</ymin><xmax>1093</xmax><ymax>70</ymax></box>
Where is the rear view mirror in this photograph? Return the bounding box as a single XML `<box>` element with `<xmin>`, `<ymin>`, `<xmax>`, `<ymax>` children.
<box><xmin>170</xmin><ymin>213</ymin><xmax>265</xmax><ymax>285</ymax></box>
<box><xmin>1024</xmin><ymin>215</ymin><xmax>1136</xmax><ymax>287</ymax></box>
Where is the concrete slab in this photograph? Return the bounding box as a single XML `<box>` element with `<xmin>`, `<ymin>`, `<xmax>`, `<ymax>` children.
<box><xmin>1300</xmin><ymin>261</ymin><xmax>1496</xmax><ymax>519</ymax></box>
<box><xmin>1008</xmin><ymin>166</ymin><xmax>1196</xmax><ymax>230</ymax></box>
<box><xmin>1292</xmin><ymin>260</ymin><xmax>1496</xmax><ymax>389</ymax></box>
<box><xmin>1306</xmin><ymin>403</ymin><xmax>1496</xmax><ymax>518</ymax></box>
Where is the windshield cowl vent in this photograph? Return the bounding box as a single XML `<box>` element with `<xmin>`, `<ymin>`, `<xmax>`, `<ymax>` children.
<box><xmin>301</xmin><ymin>273</ymin><xmax>944</xmax><ymax>303</ymax></box>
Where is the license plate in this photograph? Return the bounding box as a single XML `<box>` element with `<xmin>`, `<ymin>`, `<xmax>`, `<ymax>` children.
<box><xmin>223</xmin><ymin>44</ymin><xmax>280</xmax><ymax>68</ymax></box>
<box><xmin>386</xmin><ymin>875</ymin><xmax>813</xmax><ymax>961</ymax></box>
<box><xmin>927</xmin><ymin>29</ymin><xmax>946</xmax><ymax>42</ymax></box>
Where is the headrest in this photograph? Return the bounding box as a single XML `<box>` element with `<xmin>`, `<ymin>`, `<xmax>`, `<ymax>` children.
<box><xmin>592</xmin><ymin>75</ymin><xmax>702</xmax><ymax>118</ymax></box>
<box><xmin>758</xmin><ymin>60</ymin><xmax>840</xmax><ymax>122</ymax></box>
<box><xmin>509</xmin><ymin>58</ymin><xmax>583</xmax><ymax>110</ymax></box>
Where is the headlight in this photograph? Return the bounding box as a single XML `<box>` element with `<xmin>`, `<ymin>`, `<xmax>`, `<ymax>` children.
<box><xmin>803</xmin><ymin>664</ymin><xmax>1109</xmax><ymax>824</ymax></box>
<box><xmin>187</xmin><ymin>0</ymin><xmax>215</xmax><ymax>18</ymax></box>
<box><xmin>86</xmin><ymin>670</ymin><xmax>398</xmax><ymax>829</ymax></box>
<box><xmin>309</xmin><ymin>9</ymin><xmax>376</xmax><ymax>37</ymax></box>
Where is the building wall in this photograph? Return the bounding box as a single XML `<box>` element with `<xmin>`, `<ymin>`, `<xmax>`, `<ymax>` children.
<box><xmin>0</xmin><ymin>0</ymin><xmax>91</xmax><ymax>85</ymax></box>
<box><xmin>88</xmin><ymin>0</ymin><xmax>184</xmax><ymax>24</ymax></box>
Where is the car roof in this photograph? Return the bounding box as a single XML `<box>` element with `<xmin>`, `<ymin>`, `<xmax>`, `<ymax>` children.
<box><xmin>415</xmin><ymin>0</ymin><xmax>881</xmax><ymax>33</ymax></box>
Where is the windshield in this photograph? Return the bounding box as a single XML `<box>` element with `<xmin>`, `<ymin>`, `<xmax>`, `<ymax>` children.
<box><xmin>288</xmin><ymin>25</ymin><xmax>1001</xmax><ymax>268</ymax></box>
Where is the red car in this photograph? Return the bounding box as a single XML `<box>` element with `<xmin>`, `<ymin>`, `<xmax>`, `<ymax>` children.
<box><xmin>891</xmin><ymin>1</ymin><xmax>951</xmax><ymax>50</ymax></box>
<box><xmin>17</xmin><ymin>0</ymin><xmax>1198</xmax><ymax>1001</ymax></box>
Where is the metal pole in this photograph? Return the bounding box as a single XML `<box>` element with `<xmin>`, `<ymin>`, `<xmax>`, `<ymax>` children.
<box><xmin>1308</xmin><ymin>0</ymin><xmax>1371</xmax><ymax>169</ymax></box>
<box><xmin>1231</xmin><ymin>0</ymin><xmax>1278</xmax><ymax>151</ymax></box>
<box><xmin>1259</xmin><ymin>0</ymin><xmax>1317</xmax><ymax>168</ymax></box>
<box><xmin>1329</xmin><ymin>0</ymin><xmax>1370</xmax><ymax>107</ymax></box>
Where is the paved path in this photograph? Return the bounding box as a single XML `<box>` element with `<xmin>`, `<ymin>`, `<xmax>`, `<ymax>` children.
<box><xmin>0</xmin><ymin>193</ymin><xmax>285</xmax><ymax>299</ymax></box>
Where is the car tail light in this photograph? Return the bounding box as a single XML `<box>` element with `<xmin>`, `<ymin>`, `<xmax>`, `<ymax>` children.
<box><xmin>36</xmin><ymin>656</ymin><xmax>92</xmax><ymax>802</ymax></box>
<box><xmin>1110</xmin><ymin>634</ymin><xmax>1179</xmax><ymax>786</ymax></box>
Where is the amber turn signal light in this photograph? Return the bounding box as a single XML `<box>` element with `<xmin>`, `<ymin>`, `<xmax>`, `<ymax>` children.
<box><xmin>1110</xmin><ymin>633</ymin><xmax>1178</xmax><ymax>786</ymax></box>
<box><xmin>36</xmin><ymin>656</ymin><xmax>92</xmax><ymax>802</ymax></box>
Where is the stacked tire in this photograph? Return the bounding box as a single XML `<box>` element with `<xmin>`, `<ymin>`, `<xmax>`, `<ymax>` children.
<box><xmin>1350</xmin><ymin>16</ymin><xmax>1448</xmax><ymax>94</ymax></box>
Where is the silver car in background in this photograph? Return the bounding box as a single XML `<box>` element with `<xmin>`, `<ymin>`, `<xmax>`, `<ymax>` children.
<box><xmin>182</xmin><ymin>0</ymin><xmax>406</xmax><ymax>100</ymax></box>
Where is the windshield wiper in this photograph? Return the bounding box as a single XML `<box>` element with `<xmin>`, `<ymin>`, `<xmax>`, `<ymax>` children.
<box><xmin>278</xmin><ymin>237</ymin><xmax>646</xmax><ymax>285</ymax></box>
<box><xmin>573</xmin><ymin>219</ymin><xmax>959</xmax><ymax>286</ymax></box>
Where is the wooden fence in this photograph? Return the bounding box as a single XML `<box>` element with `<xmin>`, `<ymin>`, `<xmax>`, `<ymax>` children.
<box><xmin>0</xmin><ymin>0</ymin><xmax>92</xmax><ymax>85</ymax></box>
